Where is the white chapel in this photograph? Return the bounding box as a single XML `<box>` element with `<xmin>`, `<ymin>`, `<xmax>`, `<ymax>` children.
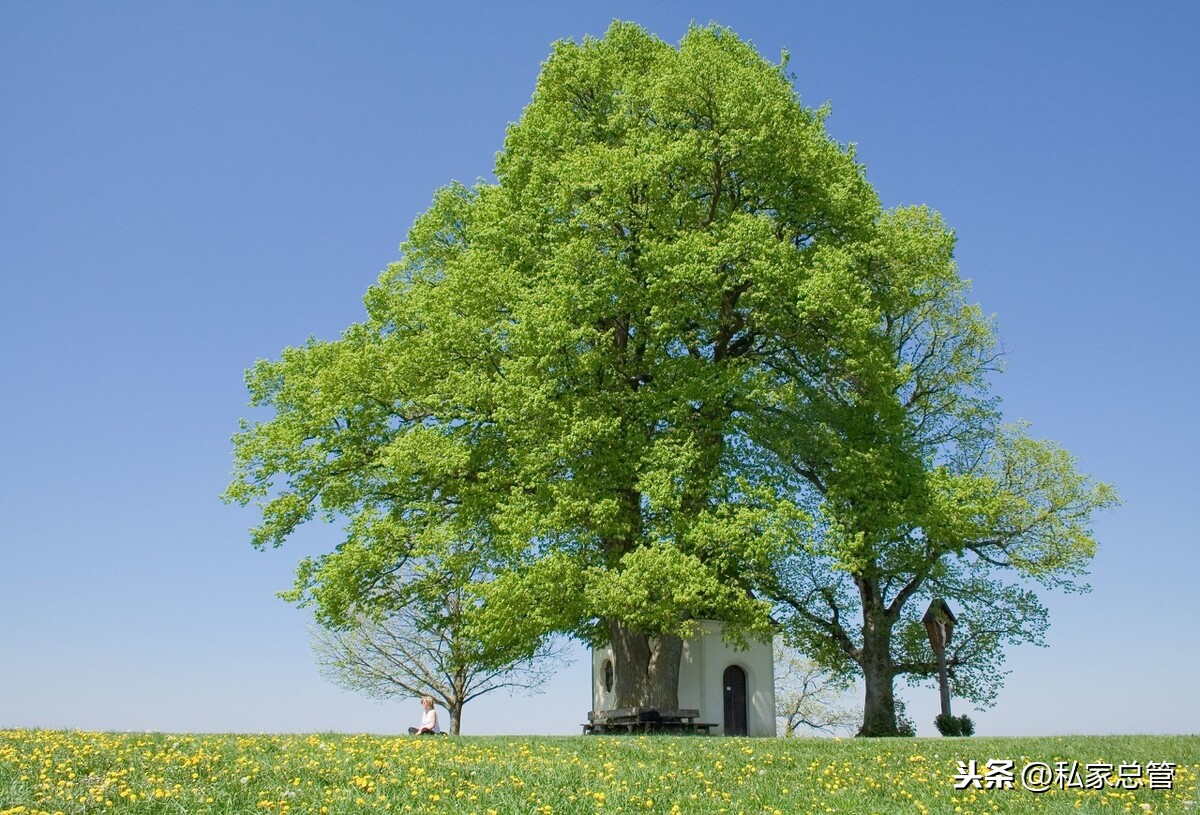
<box><xmin>591</xmin><ymin>621</ymin><xmax>776</xmax><ymax>736</ymax></box>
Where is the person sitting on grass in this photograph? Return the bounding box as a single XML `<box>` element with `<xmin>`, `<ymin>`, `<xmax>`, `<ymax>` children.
<box><xmin>408</xmin><ymin>696</ymin><xmax>441</xmax><ymax>735</ymax></box>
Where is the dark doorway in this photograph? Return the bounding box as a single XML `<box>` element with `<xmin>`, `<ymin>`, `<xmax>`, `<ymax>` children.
<box><xmin>722</xmin><ymin>664</ymin><xmax>748</xmax><ymax>736</ymax></box>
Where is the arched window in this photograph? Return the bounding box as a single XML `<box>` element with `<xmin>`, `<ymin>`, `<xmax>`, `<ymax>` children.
<box><xmin>603</xmin><ymin>659</ymin><xmax>614</xmax><ymax>693</ymax></box>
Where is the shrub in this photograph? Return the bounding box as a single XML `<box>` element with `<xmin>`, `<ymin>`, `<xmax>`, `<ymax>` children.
<box><xmin>895</xmin><ymin>701</ymin><xmax>916</xmax><ymax>737</ymax></box>
<box><xmin>935</xmin><ymin>713</ymin><xmax>976</xmax><ymax>736</ymax></box>
<box><xmin>934</xmin><ymin>713</ymin><xmax>959</xmax><ymax>736</ymax></box>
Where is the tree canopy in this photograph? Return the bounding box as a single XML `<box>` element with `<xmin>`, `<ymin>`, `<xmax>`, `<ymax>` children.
<box><xmin>226</xmin><ymin>21</ymin><xmax>1116</xmax><ymax>735</ymax></box>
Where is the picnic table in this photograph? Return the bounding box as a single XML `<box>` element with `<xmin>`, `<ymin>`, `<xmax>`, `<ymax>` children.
<box><xmin>582</xmin><ymin>707</ymin><xmax>717</xmax><ymax>735</ymax></box>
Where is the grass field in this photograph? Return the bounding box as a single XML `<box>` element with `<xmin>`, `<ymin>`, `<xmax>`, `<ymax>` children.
<box><xmin>2</xmin><ymin>730</ymin><xmax>1197</xmax><ymax>815</ymax></box>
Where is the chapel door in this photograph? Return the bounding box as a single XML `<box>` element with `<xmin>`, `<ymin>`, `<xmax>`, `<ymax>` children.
<box><xmin>722</xmin><ymin>664</ymin><xmax>748</xmax><ymax>736</ymax></box>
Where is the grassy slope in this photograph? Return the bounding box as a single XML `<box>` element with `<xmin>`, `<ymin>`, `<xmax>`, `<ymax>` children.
<box><xmin>2</xmin><ymin>730</ymin><xmax>1198</xmax><ymax>814</ymax></box>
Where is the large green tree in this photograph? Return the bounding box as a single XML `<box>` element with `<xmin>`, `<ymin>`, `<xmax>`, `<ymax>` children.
<box><xmin>226</xmin><ymin>22</ymin><xmax>1115</xmax><ymax>732</ymax></box>
<box><xmin>748</xmin><ymin>206</ymin><xmax>1118</xmax><ymax>734</ymax></box>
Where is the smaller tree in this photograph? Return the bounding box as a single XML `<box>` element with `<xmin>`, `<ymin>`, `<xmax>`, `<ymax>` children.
<box><xmin>311</xmin><ymin>571</ymin><xmax>567</xmax><ymax>735</ymax></box>
<box><xmin>774</xmin><ymin>641</ymin><xmax>861</xmax><ymax>736</ymax></box>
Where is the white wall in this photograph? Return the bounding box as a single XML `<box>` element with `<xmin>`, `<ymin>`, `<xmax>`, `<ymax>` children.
<box><xmin>591</xmin><ymin>621</ymin><xmax>776</xmax><ymax>737</ymax></box>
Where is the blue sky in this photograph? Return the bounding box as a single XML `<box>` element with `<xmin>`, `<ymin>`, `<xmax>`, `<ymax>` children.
<box><xmin>2</xmin><ymin>2</ymin><xmax>1197</xmax><ymax>737</ymax></box>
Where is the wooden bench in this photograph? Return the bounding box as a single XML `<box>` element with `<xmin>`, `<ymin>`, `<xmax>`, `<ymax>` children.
<box><xmin>584</xmin><ymin>708</ymin><xmax>717</xmax><ymax>735</ymax></box>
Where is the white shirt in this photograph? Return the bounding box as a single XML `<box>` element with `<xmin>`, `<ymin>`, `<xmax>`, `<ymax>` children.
<box><xmin>421</xmin><ymin>708</ymin><xmax>440</xmax><ymax>733</ymax></box>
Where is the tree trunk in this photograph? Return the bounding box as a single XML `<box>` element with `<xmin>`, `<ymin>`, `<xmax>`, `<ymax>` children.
<box><xmin>858</xmin><ymin>604</ymin><xmax>900</xmax><ymax>737</ymax></box>
<box><xmin>859</xmin><ymin>657</ymin><xmax>898</xmax><ymax>736</ymax></box>
<box><xmin>449</xmin><ymin>669</ymin><xmax>466</xmax><ymax>735</ymax></box>
<box><xmin>607</xmin><ymin>618</ymin><xmax>682</xmax><ymax>710</ymax></box>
